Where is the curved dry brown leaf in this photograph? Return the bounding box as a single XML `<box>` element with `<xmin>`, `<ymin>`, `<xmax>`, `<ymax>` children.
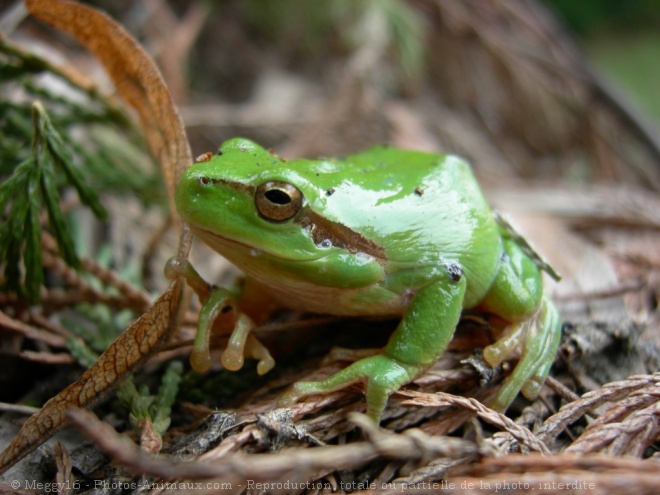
<box><xmin>24</xmin><ymin>0</ymin><xmax>191</xmax><ymax>214</ymax></box>
<box><xmin>0</xmin><ymin>0</ymin><xmax>193</xmax><ymax>475</ymax></box>
<box><xmin>0</xmin><ymin>278</ymin><xmax>184</xmax><ymax>474</ymax></box>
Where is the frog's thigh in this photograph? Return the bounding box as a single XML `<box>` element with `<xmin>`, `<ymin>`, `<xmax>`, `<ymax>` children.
<box><xmin>480</xmin><ymin>238</ymin><xmax>543</xmax><ymax>319</ymax></box>
<box><xmin>279</xmin><ymin>272</ymin><xmax>467</xmax><ymax>422</ymax></box>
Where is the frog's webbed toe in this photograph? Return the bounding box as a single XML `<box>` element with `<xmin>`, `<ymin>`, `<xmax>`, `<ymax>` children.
<box><xmin>483</xmin><ymin>294</ymin><xmax>562</xmax><ymax>411</ymax></box>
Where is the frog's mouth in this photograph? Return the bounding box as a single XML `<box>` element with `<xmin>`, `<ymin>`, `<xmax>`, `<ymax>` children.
<box><xmin>190</xmin><ymin>207</ymin><xmax>387</xmax><ymax>265</ymax></box>
<box><xmin>190</xmin><ymin>225</ymin><xmax>324</xmax><ymax>263</ymax></box>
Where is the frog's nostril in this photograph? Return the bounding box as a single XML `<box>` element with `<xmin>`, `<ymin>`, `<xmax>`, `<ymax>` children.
<box><xmin>198</xmin><ymin>176</ymin><xmax>211</xmax><ymax>186</ymax></box>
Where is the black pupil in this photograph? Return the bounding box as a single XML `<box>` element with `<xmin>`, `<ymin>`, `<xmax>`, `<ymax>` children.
<box><xmin>265</xmin><ymin>189</ymin><xmax>291</xmax><ymax>205</ymax></box>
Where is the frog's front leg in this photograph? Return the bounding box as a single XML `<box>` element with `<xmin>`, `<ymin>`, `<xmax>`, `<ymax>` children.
<box><xmin>165</xmin><ymin>258</ymin><xmax>275</xmax><ymax>375</ymax></box>
<box><xmin>279</xmin><ymin>266</ymin><xmax>467</xmax><ymax>423</ymax></box>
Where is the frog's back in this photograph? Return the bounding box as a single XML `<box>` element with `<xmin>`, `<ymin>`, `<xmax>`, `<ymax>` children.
<box><xmin>304</xmin><ymin>147</ymin><xmax>502</xmax><ymax>305</ymax></box>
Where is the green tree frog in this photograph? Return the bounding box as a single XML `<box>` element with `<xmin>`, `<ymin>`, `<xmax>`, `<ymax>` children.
<box><xmin>167</xmin><ymin>138</ymin><xmax>562</xmax><ymax>422</ymax></box>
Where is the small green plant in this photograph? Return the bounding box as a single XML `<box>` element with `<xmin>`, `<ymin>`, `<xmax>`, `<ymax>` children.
<box><xmin>0</xmin><ymin>33</ymin><xmax>165</xmax><ymax>306</ymax></box>
<box><xmin>0</xmin><ymin>102</ymin><xmax>107</xmax><ymax>304</ymax></box>
<box><xmin>116</xmin><ymin>361</ymin><xmax>183</xmax><ymax>441</ymax></box>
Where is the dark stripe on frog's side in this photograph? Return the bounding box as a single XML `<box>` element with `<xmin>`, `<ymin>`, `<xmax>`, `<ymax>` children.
<box><xmin>297</xmin><ymin>207</ymin><xmax>387</xmax><ymax>264</ymax></box>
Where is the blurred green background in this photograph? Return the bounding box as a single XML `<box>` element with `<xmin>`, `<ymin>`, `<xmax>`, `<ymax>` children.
<box><xmin>544</xmin><ymin>0</ymin><xmax>660</xmax><ymax>124</ymax></box>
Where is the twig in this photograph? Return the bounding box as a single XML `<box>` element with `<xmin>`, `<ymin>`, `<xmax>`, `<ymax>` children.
<box><xmin>536</xmin><ymin>373</ymin><xmax>660</xmax><ymax>444</ymax></box>
<box><xmin>65</xmin><ymin>408</ymin><xmax>478</xmax><ymax>484</ymax></box>
<box><xmin>398</xmin><ymin>390</ymin><xmax>550</xmax><ymax>454</ymax></box>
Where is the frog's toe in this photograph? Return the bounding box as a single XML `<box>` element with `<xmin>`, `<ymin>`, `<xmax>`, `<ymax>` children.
<box><xmin>255</xmin><ymin>354</ymin><xmax>275</xmax><ymax>375</ymax></box>
<box><xmin>521</xmin><ymin>374</ymin><xmax>545</xmax><ymax>400</ymax></box>
<box><xmin>493</xmin><ymin>330</ymin><xmax>558</xmax><ymax>410</ymax></box>
<box><xmin>277</xmin><ymin>382</ymin><xmax>312</xmax><ymax>408</ymax></box>
<box><xmin>483</xmin><ymin>319</ymin><xmax>530</xmax><ymax>367</ymax></box>
<box><xmin>520</xmin><ymin>329</ymin><xmax>559</xmax><ymax>399</ymax></box>
<box><xmin>276</xmin><ymin>364</ymin><xmax>366</xmax><ymax>409</ymax></box>
<box><xmin>221</xmin><ymin>331</ymin><xmax>275</xmax><ymax>375</ymax></box>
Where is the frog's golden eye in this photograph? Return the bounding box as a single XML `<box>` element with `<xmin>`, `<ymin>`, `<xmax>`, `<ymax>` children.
<box><xmin>255</xmin><ymin>181</ymin><xmax>303</xmax><ymax>221</ymax></box>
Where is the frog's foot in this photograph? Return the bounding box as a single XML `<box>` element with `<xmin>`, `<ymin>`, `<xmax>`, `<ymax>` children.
<box><xmin>278</xmin><ymin>353</ymin><xmax>423</xmax><ymax>423</ymax></box>
<box><xmin>193</xmin><ymin>298</ymin><xmax>274</xmax><ymax>376</ymax></box>
<box><xmin>483</xmin><ymin>294</ymin><xmax>562</xmax><ymax>411</ymax></box>
<box><xmin>166</xmin><ymin>257</ymin><xmax>275</xmax><ymax>375</ymax></box>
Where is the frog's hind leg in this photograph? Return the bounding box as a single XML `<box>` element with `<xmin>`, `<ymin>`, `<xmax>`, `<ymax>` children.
<box><xmin>478</xmin><ymin>236</ymin><xmax>562</xmax><ymax>411</ymax></box>
<box><xmin>484</xmin><ymin>294</ymin><xmax>561</xmax><ymax>411</ymax></box>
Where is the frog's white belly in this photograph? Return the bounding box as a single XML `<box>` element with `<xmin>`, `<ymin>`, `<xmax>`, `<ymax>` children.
<box><xmin>245</xmin><ymin>265</ymin><xmax>407</xmax><ymax>317</ymax></box>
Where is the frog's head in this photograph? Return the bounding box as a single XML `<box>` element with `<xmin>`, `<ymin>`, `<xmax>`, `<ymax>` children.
<box><xmin>175</xmin><ymin>138</ymin><xmax>384</xmax><ymax>286</ymax></box>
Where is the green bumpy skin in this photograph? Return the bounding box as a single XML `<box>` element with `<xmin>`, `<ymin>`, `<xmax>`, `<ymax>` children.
<box><xmin>171</xmin><ymin>138</ymin><xmax>562</xmax><ymax>422</ymax></box>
